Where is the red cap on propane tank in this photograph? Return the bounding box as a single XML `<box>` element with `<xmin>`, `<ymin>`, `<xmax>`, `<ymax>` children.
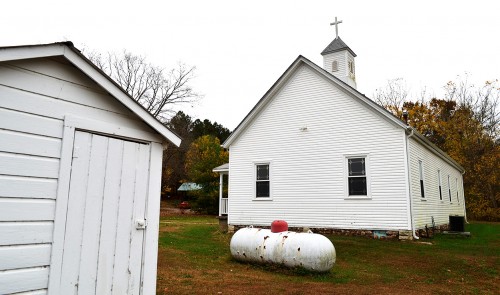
<box><xmin>271</xmin><ymin>220</ymin><xmax>288</xmax><ymax>233</ymax></box>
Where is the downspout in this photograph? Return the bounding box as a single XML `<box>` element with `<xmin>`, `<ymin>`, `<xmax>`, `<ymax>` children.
<box><xmin>462</xmin><ymin>170</ymin><xmax>468</xmax><ymax>224</ymax></box>
<box><xmin>405</xmin><ymin>128</ymin><xmax>419</xmax><ymax>240</ymax></box>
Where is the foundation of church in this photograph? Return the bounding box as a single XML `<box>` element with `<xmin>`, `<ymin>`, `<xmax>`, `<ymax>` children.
<box><xmin>228</xmin><ymin>224</ymin><xmax>451</xmax><ymax>240</ymax></box>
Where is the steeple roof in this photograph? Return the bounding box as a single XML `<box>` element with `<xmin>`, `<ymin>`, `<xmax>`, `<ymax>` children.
<box><xmin>321</xmin><ymin>36</ymin><xmax>357</xmax><ymax>57</ymax></box>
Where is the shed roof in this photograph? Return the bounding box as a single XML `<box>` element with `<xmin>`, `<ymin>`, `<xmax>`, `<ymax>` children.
<box><xmin>0</xmin><ymin>42</ymin><xmax>181</xmax><ymax>147</ymax></box>
<box><xmin>321</xmin><ymin>36</ymin><xmax>357</xmax><ymax>57</ymax></box>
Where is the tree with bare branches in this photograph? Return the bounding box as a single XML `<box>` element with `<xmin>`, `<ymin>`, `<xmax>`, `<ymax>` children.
<box><xmin>86</xmin><ymin>50</ymin><xmax>200</xmax><ymax>122</ymax></box>
<box><xmin>374</xmin><ymin>78</ymin><xmax>410</xmax><ymax>117</ymax></box>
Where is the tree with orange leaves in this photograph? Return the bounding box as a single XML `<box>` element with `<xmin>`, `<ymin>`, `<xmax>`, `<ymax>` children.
<box><xmin>376</xmin><ymin>77</ymin><xmax>499</xmax><ymax>220</ymax></box>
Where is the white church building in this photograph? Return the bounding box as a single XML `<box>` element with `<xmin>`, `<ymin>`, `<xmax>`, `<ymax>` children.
<box><xmin>215</xmin><ymin>22</ymin><xmax>466</xmax><ymax>239</ymax></box>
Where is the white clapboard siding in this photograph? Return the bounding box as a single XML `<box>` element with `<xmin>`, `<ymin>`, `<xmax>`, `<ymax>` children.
<box><xmin>7</xmin><ymin>58</ymin><xmax>103</xmax><ymax>90</ymax></box>
<box><xmin>0</xmin><ymin>85</ymin><xmax>154</xmax><ymax>135</ymax></box>
<box><xmin>408</xmin><ymin>138</ymin><xmax>465</xmax><ymax>228</ymax></box>
<box><xmin>0</xmin><ymin>244</ymin><xmax>51</xmax><ymax>271</ymax></box>
<box><xmin>0</xmin><ymin>152</ymin><xmax>59</xmax><ymax>179</ymax></box>
<box><xmin>228</xmin><ymin>64</ymin><xmax>409</xmax><ymax>230</ymax></box>
<box><xmin>0</xmin><ymin>267</ymin><xmax>49</xmax><ymax>294</ymax></box>
<box><xmin>323</xmin><ymin>51</ymin><xmax>347</xmax><ymax>78</ymax></box>
<box><xmin>0</xmin><ymin>129</ymin><xmax>61</xmax><ymax>158</ymax></box>
<box><xmin>0</xmin><ymin>107</ymin><xmax>63</xmax><ymax>139</ymax></box>
<box><xmin>0</xmin><ymin>199</ymin><xmax>55</xmax><ymax>221</ymax></box>
<box><xmin>0</xmin><ymin>222</ymin><xmax>53</xmax><ymax>246</ymax></box>
<box><xmin>0</xmin><ymin>64</ymin><xmax>132</xmax><ymax>116</ymax></box>
<box><xmin>0</xmin><ymin>175</ymin><xmax>57</xmax><ymax>199</ymax></box>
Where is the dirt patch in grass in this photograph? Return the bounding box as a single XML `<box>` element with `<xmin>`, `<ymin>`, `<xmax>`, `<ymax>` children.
<box><xmin>156</xmin><ymin>216</ymin><xmax>500</xmax><ymax>294</ymax></box>
<box><xmin>159</xmin><ymin>224</ymin><xmax>180</xmax><ymax>233</ymax></box>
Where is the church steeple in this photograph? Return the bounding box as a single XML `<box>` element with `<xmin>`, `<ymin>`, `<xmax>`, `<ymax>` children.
<box><xmin>321</xmin><ymin>17</ymin><xmax>357</xmax><ymax>89</ymax></box>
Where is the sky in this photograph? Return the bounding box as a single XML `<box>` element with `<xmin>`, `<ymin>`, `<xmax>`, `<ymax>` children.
<box><xmin>2</xmin><ymin>0</ymin><xmax>499</xmax><ymax>130</ymax></box>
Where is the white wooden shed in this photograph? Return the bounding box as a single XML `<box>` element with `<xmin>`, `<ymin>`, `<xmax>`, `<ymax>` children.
<box><xmin>0</xmin><ymin>42</ymin><xmax>181</xmax><ymax>294</ymax></box>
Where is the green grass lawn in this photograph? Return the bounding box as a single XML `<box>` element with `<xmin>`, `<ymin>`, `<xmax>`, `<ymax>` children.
<box><xmin>156</xmin><ymin>216</ymin><xmax>499</xmax><ymax>294</ymax></box>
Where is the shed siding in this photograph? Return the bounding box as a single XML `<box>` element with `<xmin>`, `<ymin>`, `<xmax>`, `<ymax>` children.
<box><xmin>408</xmin><ymin>138</ymin><xmax>465</xmax><ymax>228</ymax></box>
<box><xmin>0</xmin><ymin>57</ymin><xmax>156</xmax><ymax>293</ymax></box>
<box><xmin>228</xmin><ymin>65</ymin><xmax>409</xmax><ymax>230</ymax></box>
<box><xmin>0</xmin><ymin>267</ymin><xmax>49</xmax><ymax>295</ymax></box>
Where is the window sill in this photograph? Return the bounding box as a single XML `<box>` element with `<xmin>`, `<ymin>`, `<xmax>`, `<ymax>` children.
<box><xmin>253</xmin><ymin>198</ymin><xmax>273</xmax><ymax>201</ymax></box>
<box><xmin>344</xmin><ymin>196</ymin><xmax>371</xmax><ymax>200</ymax></box>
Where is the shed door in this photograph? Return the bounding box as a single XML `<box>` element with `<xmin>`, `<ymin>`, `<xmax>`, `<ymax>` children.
<box><xmin>59</xmin><ymin>131</ymin><xmax>151</xmax><ymax>294</ymax></box>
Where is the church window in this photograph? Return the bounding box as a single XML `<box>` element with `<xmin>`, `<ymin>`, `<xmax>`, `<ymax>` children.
<box><xmin>332</xmin><ymin>60</ymin><xmax>338</xmax><ymax>72</ymax></box>
<box><xmin>418</xmin><ymin>160</ymin><xmax>425</xmax><ymax>198</ymax></box>
<box><xmin>347</xmin><ymin>156</ymin><xmax>368</xmax><ymax>196</ymax></box>
<box><xmin>255</xmin><ymin>163</ymin><xmax>270</xmax><ymax>198</ymax></box>
<box><xmin>447</xmin><ymin>175</ymin><xmax>452</xmax><ymax>202</ymax></box>
<box><xmin>437</xmin><ymin>169</ymin><xmax>442</xmax><ymax>200</ymax></box>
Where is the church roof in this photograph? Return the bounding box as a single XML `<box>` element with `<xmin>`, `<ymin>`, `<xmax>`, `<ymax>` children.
<box><xmin>321</xmin><ymin>36</ymin><xmax>357</xmax><ymax>57</ymax></box>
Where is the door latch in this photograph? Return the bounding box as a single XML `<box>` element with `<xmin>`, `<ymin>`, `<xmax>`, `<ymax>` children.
<box><xmin>135</xmin><ymin>219</ymin><xmax>147</xmax><ymax>230</ymax></box>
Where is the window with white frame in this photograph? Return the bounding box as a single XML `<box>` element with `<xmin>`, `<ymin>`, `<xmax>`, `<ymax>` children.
<box><xmin>438</xmin><ymin>169</ymin><xmax>442</xmax><ymax>200</ymax></box>
<box><xmin>456</xmin><ymin>178</ymin><xmax>459</xmax><ymax>203</ymax></box>
<box><xmin>448</xmin><ymin>175</ymin><xmax>452</xmax><ymax>202</ymax></box>
<box><xmin>255</xmin><ymin>164</ymin><xmax>270</xmax><ymax>198</ymax></box>
<box><xmin>347</xmin><ymin>157</ymin><xmax>368</xmax><ymax>196</ymax></box>
<box><xmin>418</xmin><ymin>160</ymin><xmax>425</xmax><ymax>198</ymax></box>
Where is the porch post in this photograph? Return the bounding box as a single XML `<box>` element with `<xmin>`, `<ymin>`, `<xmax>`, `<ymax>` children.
<box><xmin>219</xmin><ymin>173</ymin><xmax>223</xmax><ymax>216</ymax></box>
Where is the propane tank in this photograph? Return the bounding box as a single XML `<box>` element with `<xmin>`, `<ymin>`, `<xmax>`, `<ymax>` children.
<box><xmin>230</xmin><ymin>227</ymin><xmax>336</xmax><ymax>272</ymax></box>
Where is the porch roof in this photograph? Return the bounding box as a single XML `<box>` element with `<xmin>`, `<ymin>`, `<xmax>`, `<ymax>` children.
<box><xmin>213</xmin><ymin>163</ymin><xmax>229</xmax><ymax>173</ymax></box>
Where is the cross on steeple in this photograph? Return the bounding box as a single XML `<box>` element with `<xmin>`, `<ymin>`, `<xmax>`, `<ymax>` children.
<box><xmin>330</xmin><ymin>17</ymin><xmax>343</xmax><ymax>38</ymax></box>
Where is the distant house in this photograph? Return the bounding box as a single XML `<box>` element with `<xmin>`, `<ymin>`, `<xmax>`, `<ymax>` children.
<box><xmin>178</xmin><ymin>182</ymin><xmax>203</xmax><ymax>192</ymax></box>
<box><xmin>0</xmin><ymin>42</ymin><xmax>181</xmax><ymax>294</ymax></box>
<box><xmin>215</xmin><ymin>35</ymin><xmax>466</xmax><ymax>239</ymax></box>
